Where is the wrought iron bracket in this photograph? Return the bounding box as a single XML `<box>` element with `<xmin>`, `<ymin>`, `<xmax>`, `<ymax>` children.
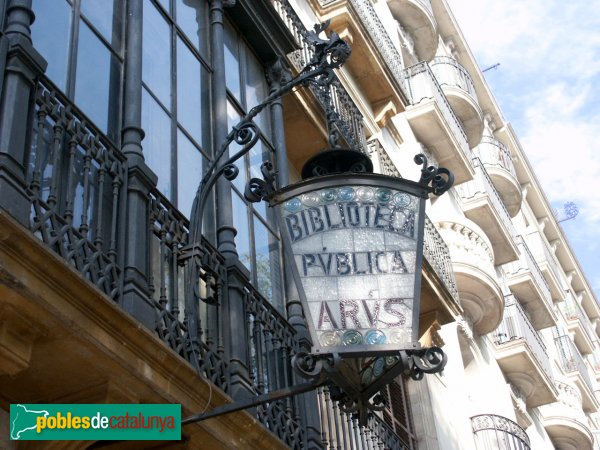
<box><xmin>187</xmin><ymin>21</ymin><xmax>350</xmax><ymax>246</ymax></box>
<box><xmin>414</xmin><ymin>153</ymin><xmax>454</xmax><ymax>196</ymax></box>
<box><xmin>181</xmin><ymin>379</ymin><xmax>328</xmax><ymax>425</ymax></box>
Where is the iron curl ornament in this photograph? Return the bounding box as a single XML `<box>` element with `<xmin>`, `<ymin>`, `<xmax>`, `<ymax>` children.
<box><xmin>414</xmin><ymin>153</ymin><xmax>454</xmax><ymax>196</ymax></box>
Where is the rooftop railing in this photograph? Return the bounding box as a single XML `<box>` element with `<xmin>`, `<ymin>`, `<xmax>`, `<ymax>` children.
<box><xmin>403</xmin><ymin>62</ymin><xmax>471</xmax><ymax>162</ymax></box>
<box><xmin>494</xmin><ymin>295</ymin><xmax>552</xmax><ymax>380</ymax></box>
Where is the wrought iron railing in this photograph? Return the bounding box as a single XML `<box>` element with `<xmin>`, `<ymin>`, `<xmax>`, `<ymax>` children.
<box><xmin>525</xmin><ymin>231</ymin><xmax>565</xmax><ymax>291</ymax></box>
<box><xmin>403</xmin><ymin>62</ymin><xmax>471</xmax><ymax>160</ymax></box>
<box><xmin>367</xmin><ymin>139</ymin><xmax>460</xmax><ymax>306</ymax></box>
<box><xmin>562</xmin><ymin>293</ymin><xmax>598</xmax><ymax>344</ymax></box>
<box><xmin>317</xmin><ymin>387</ymin><xmax>410</xmax><ymax>449</ymax></box>
<box><xmin>471</xmin><ymin>414</ymin><xmax>530</xmax><ymax>450</ymax></box>
<box><xmin>347</xmin><ymin>0</ymin><xmax>408</xmax><ymax>98</ymax></box>
<box><xmin>474</xmin><ymin>137</ymin><xmax>517</xmax><ymax>179</ymax></box>
<box><xmin>503</xmin><ymin>236</ymin><xmax>553</xmax><ymax>304</ymax></box>
<box><xmin>424</xmin><ymin>217</ymin><xmax>460</xmax><ymax>305</ymax></box>
<box><xmin>28</xmin><ymin>76</ymin><xmax>305</xmax><ymax>447</ymax></box>
<box><xmin>456</xmin><ymin>157</ymin><xmax>518</xmax><ymax>239</ymax></box>
<box><xmin>555</xmin><ymin>334</ymin><xmax>596</xmax><ymax>395</ymax></box>
<box><xmin>494</xmin><ymin>295</ymin><xmax>552</xmax><ymax>380</ymax></box>
<box><xmin>430</xmin><ymin>56</ymin><xmax>478</xmax><ymax>101</ymax></box>
<box><xmin>270</xmin><ymin>0</ymin><xmax>367</xmax><ymax>153</ymax></box>
<box><xmin>29</xmin><ymin>77</ymin><xmax>126</xmax><ymax>302</ymax></box>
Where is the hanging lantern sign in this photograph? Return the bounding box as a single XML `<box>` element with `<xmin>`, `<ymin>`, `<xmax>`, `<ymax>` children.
<box><xmin>272</xmin><ymin>173</ymin><xmax>429</xmax><ymax>357</ymax></box>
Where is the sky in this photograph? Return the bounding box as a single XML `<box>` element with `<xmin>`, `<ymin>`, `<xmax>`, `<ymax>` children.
<box><xmin>447</xmin><ymin>0</ymin><xmax>600</xmax><ymax>301</ymax></box>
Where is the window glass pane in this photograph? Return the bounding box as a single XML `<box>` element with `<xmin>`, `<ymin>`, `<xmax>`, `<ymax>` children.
<box><xmin>74</xmin><ymin>21</ymin><xmax>118</xmax><ymax>134</ymax></box>
<box><xmin>80</xmin><ymin>0</ymin><xmax>120</xmax><ymax>48</ymax></box>
<box><xmin>175</xmin><ymin>0</ymin><xmax>208</xmax><ymax>56</ymax></box>
<box><xmin>31</xmin><ymin>0</ymin><xmax>71</xmax><ymax>91</ymax></box>
<box><xmin>245</xmin><ymin>50</ymin><xmax>270</xmax><ymax>136</ymax></box>
<box><xmin>254</xmin><ymin>216</ymin><xmax>283</xmax><ymax>310</ymax></box>
<box><xmin>177</xmin><ymin>129</ymin><xmax>203</xmax><ymax>218</ymax></box>
<box><xmin>227</xmin><ymin>102</ymin><xmax>246</xmax><ymax>192</ymax></box>
<box><xmin>177</xmin><ymin>38</ymin><xmax>205</xmax><ymax>145</ymax></box>
<box><xmin>224</xmin><ymin>22</ymin><xmax>241</xmax><ymax>101</ymax></box>
<box><xmin>143</xmin><ymin>3</ymin><xmax>171</xmax><ymax>109</ymax></box>
<box><xmin>142</xmin><ymin>88</ymin><xmax>172</xmax><ymax>198</ymax></box>
<box><xmin>232</xmin><ymin>193</ymin><xmax>250</xmax><ymax>270</ymax></box>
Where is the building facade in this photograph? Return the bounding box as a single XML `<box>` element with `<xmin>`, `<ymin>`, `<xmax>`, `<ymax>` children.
<box><xmin>0</xmin><ymin>0</ymin><xmax>599</xmax><ymax>449</ymax></box>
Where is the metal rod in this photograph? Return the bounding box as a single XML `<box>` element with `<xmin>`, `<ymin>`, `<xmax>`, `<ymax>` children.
<box><xmin>182</xmin><ymin>380</ymin><xmax>326</xmax><ymax>425</ymax></box>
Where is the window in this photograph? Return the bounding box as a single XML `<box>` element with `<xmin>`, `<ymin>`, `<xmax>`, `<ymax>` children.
<box><xmin>31</xmin><ymin>0</ymin><xmax>124</xmax><ymax>143</ymax></box>
<box><xmin>141</xmin><ymin>0</ymin><xmax>210</xmax><ymax>216</ymax></box>
<box><xmin>224</xmin><ymin>20</ymin><xmax>283</xmax><ymax>311</ymax></box>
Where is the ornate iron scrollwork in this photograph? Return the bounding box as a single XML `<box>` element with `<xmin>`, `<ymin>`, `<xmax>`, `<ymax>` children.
<box><xmin>406</xmin><ymin>347</ymin><xmax>447</xmax><ymax>380</ymax></box>
<box><xmin>414</xmin><ymin>153</ymin><xmax>454</xmax><ymax>196</ymax></box>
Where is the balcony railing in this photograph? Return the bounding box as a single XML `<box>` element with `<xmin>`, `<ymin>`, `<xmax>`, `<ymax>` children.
<box><xmin>456</xmin><ymin>158</ymin><xmax>518</xmax><ymax>239</ymax></box>
<box><xmin>270</xmin><ymin>0</ymin><xmax>367</xmax><ymax>152</ymax></box>
<box><xmin>424</xmin><ymin>217</ymin><xmax>460</xmax><ymax>305</ymax></box>
<box><xmin>526</xmin><ymin>231</ymin><xmax>566</xmax><ymax>291</ymax></box>
<box><xmin>471</xmin><ymin>414</ymin><xmax>530</xmax><ymax>450</ymax></box>
<box><xmin>347</xmin><ymin>0</ymin><xmax>408</xmax><ymax>97</ymax></box>
<box><xmin>494</xmin><ymin>296</ymin><xmax>552</xmax><ymax>380</ymax></box>
<box><xmin>555</xmin><ymin>334</ymin><xmax>596</xmax><ymax>394</ymax></box>
<box><xmin>367</xmin><ymin>139</ymin><xmax>460</xmax><ymax>306</ymax></box>
<box><xmin>474</xmin><ymin>137</ymin><xmax>517</xmax><ymax>179</ymax></box>
<box><xmin>430</xmin><ymin>56</ymin><xmax>478</xmax><ymax>100</ymax></box>
<box><xmin>504</xmin><ymin>236</ymin><xmax>552</xmax><ymax>301</ymax></box>
<box><xmin>403</xmin><ymin>62</ymin><xmax>471</xmax><ymax>160</ymax></box>
<box><xmin>563</xmin><ymin>294</ymin><xmax>598</xmax><ymax>344</ymax></box>
<box><xmin>318</xmin><ymin>387</ymin><xmax>410</xmax><ymax>449</ymax></box>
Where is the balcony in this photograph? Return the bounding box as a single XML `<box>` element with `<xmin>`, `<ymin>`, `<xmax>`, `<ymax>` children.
<box><xmin>555</xmin><ymin>335</ymin><xmax>600</xmax><ymax>412</ymax></box>
<box><xmin>493</xmin><ymin>297</ymin><xmax>558</xmax><ymax>408</ymax></box>
<box><xmin>311</xmin><ymin>0</ymin><xmax>409</xmax><ymax>116</ymax></box>
<box><xmin>525</xmin><ymin>231</ymin><xmax>567</xmax><ymax>302</ymax></box>
<box><xmin>403</xmin><ymin>62</ymin><xmax>475</xmax><ymax>184</ymax></box>
<box><xmin>540</xmin><ymin>381</ymin><xmax>594</xmax><ymax>450</ymax></box>
<box><xmin>473</xmin><ymin>137</ymin><xmax>522</xmax><ymax>217</ymax></box>
<box><xmin>471</xmin><ymin>414</ymin><xmax>531</xmax><ymax>450</ymax></box>
<box><xmin>437</xmin><ymin>220</ymin><xmax>503</xmax><ymax>335</ymax></box>
<box><xmin>502</xmin><ymin>236</ymin><xmax>557</xmax><ymax>330</ymax></box>
<box><xmin>387</xmin><ymin>0</ymin><xmax>438</xmax><ymax>61</ymax></box>
<box><xmin>562</xmin><ymin>294</ymin><xmax>597</xmax><ymax>356</ymax></box>
<box><xmin>455</xmin><ymin>158</ymin><xmax>519</xmax><ymax>265</ymax></box>
<box><xmin>430</xmin><ymin>56</ymin><xmax>484</xmax><ymax>148</ymax></box>
<box><xmin>270</xmin><ymin>0</ymin><xmax>368</xmax><ymax>169</ymax></box>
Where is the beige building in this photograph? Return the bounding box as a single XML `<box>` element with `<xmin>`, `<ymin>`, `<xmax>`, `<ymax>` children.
<box><xmin>0</xmin><ymin>0</ymin><xmax>598</xmax><ymax>448</ymax></box>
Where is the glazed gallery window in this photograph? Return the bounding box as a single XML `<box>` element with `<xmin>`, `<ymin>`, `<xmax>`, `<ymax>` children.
<box><xmin>141</xmin><ymin>0</ymin><xmax>210</xmax><ymax>216</ymax></box>
<box><xmin>225</xmin><ymin>20</ymin><xmax>284</xmax><ymax>311</ymax></box>
<box><xmin>31</xmin><ymin>0</ymin><xmax>124</xmax><ymax>143</ymax></box>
